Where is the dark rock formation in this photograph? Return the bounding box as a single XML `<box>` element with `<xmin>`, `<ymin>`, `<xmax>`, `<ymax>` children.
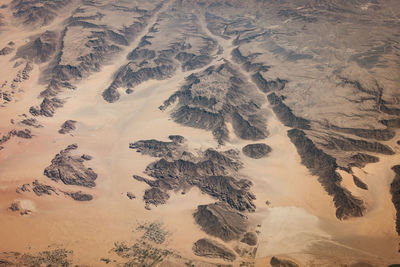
<box><xmin>0</xmin><ymin>249</ymin><xmax>73</xmax><ymax>266</ymax></box>
<box><xmin>161</xmin><ymin>63</ymin><xmax>268</xmax><ymax>144</ymax></box>
<box><xmin>127</xmin><ymin>192</ymin><xmax>136</xmax><ymax>200</ymax></box>
<box><xmin>192</xmin><ymin>238</ymin><xmax>236</xmax><ymax>261</ymax></box>
<box><xmin>352</xmin><ymin>175</ymin><xmax>368</xmax><ymax>190</ymax></box>
<box><xmin>63</xmin><ymin>191</ymin><xmax>93</xmax><ymax>201</ymax></box>
<box><xmin>252</xmin><ymin>72</ymin><xmax>287</xmax><ymax>93</ymax></box>
<box><xmin>32</xmin><ymin>180</ymin><xmax>58</xmax><ymax>196</ymax></box>
<box><xmin>16</xmin><ymin>31</ymin><xmax>58</xmax><ymax>63</ymax></box>
<box><xmin>11</xmin><ymin>0</ymin><xmax>72</xmax><ymax>26</ymax></box>
<box><xmin>232</xmin><ymin>112</ymin><xmax>267</xmax><ymax>140</ymax></box>
<box><xmin>349</xmin><ymin>153</ymin><xmax>379</xmax><ymax>168</ymax></box>
<box><xmin>287</xmin><ymin>129</ymin><xmax>365</xmax><ymax>219</ymax></box>
<box><xmin>20</xmin><ymin>118</ymin><xmax>43</xmax><ymax>128</ymax></box>
<box><xmin>0</xmin><ymin>46</ymin><xmax>14</xmax><ymax>56</ymax></box>
<box><xmin>240</xmin><ymin>232</ymin><xmax>258</xmax><ymax>246</ymax></box>
<box><xmin>323</xmin><ymin>136</ymin><xmax>395</xmax><ymax>155</ymax></box>
<box><xmin>44</xmin><ymin>144</ymin><xmax>98</xmax><ymax>187</ymax></box>
<box><xmin>242</xmin><ymin>143</ymin><xmax>271</xmax><ymax>159</ymax></box>
<box><xmin>270</xmin><ymin>256</ymin><xmax>299</xmax><ymax>267</ymax></box>
<box><xmin>58</xmin><ymin>120</ymin><xmax>77</xmax><ymax>134</ymax></box>
<box><xmin>330</xmin><ymin>125</ymin><xmax>395</xmax><ymax>141</ymax></box>
<box><xmin>193</xmin><ymin>202</ymin><xmax>248</xmax><ymax>241</ymax></box>
<box><xmin>380</xmin><ymin>118</ymin><xmax>400</xmax><ymax>128</ymax></box>
<box><xmin>390</xmin><ymin>165</ymin><xmax>400</xmax><ymax>235</ymax></box>
<box><xmin>267</xmin><ymin>93</ymin><xmax>310</xmax><ymax>130</ymax></box>
<box><xmin>132</xmin><ymin>138</ymin><xmax>255</xmax><ymax>212</ymax></box>
<box><xmin>30</xmin><ymin>97</ymin><xmax>64</xmax><ymax>117</ymax></box>
<box><xmin>129</xmin><ymin>138</ymin><xmax>182</xmax><ymax>159</ymax></box>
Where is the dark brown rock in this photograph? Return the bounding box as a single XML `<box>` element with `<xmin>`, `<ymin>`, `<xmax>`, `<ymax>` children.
<box><xmin>270</xmin><ymin>256</ymin><xmax>299</xmax><ymax>267</ymax></box>
<box><xmin>58</xmin><ymin>120</ymin><xmax>77</xmax><ymax>134</ymax></box>
<box><xmin>242</xmin><ymin>143</ymin><xmax>271</xmax><ymax>159</ymax></box>
<box><xmin>240</xmin><ymin>232</ymin><xmax>258</xmax><ymax>246</ymax></box>
<box><xmin>390</xmin><ymin>165</ymin><xmax>400</xmax><ymax>235</ymax></box>
<box><xmin>44</xmin><ymin>144</ymin><xmax>98</xmax><ymax>187</ymax></box>
<box><xmin>192</xmin><ymin>238</ymin><xmax>236</xmax><ymax>261</ymax></box>
<box><xmin>352</xmin><ymin>175</ymin><xmax>368</xmax><ymax>190</ymax></box>
<box><xmin>63</xmin><ymin>191</ymin><xmax>93</xmax><ymax>201</ymax></box>
<box><xmin>194</xmin><ymin>202</ymin><xmax>248</xmax><ymax>241</ymax></box>
<box><xmin>288</xmin><ymin>129</ymin><xmax>365</xmax><ymax>219</ymax></box>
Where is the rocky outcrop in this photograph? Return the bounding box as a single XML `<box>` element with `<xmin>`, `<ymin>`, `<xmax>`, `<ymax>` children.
<box><xmin>161</xmin><ymin>63</ymin><xmax>268</xmax><ymax>144</ymax></box>
<box><xmin>127</xmin><ymin>192</ymin><xmax>136</xmax><ymax>200</ymax></box>
<box><xmin>193</xmin><ymin>202</ymin><xmax>248</xmax><ymax>241</ymax></box>
<box><xmin>267</xmin><ymin>93</ymin><xmax>311</xmax><ymax>130</ymax></box>
<box><xmin>330</xmin><ymin>125</ymin><xmax>395</xmax><ymax>141</ymax></box>
<box><xmin>16</xmin><ymin>31</ymin><xmax>58</xmax><ymax>63</ymax></box>
<box><xmin>16</xmin><ymin>179</ymin><xmax>58</xmax><ymax>196</ymax></box>
<box><xmin>349</xmin><ymin>153</ymin><xmax>379</xmax><ymax>168</ymax></box>
<box><xmin>352</xmin><ymin>175</ymin><xmax>368</xmax><ymax>190</ymax></box>
<box><xmin>287</xmin><ymin>129</ymin><xmax>365</xmax><ymax>219</ymax></box>
<box><xmin>270</xmin><ymin>256</ymin><xmax>299</xmax><ymax>267</ymax></box>
<box><xmin>58</xmin><ymin>120</ymin><xmax>77</xmax><ymax>134</ymax></box>
<box><xmin>44</xmin><ymin>144</ymin><xmax>97</xmax><ymax>188</ymax></box>
<box><xmin>323</xmin><ymin>136</ymin><xmax>394</xmax><ymax>155</ymax></box>
<box><xmin>240</xmin><ymin>232</ymin><xmax>258</xmax><ymax>246</ymax></box>
<box><xmin>390</xmin><ymin>165</ymin><xmax>400</xmax><ymax>235</ymax></box>
<box><xmin>63</xmin><ymin>191</ymin><xmax>93</xmax><ymax>201</ymax></box>
<box><xmin>252</xmin><ymin>72</ymin><xmax>287</xmax><ymax>93</ymax></box>
<box><xmin>242</xmin><ymin>143</ymin><xmax>271</xmax><ymax>159</ymax></box>
<box><xmin>192</xmin><ymin>238</ymin><xmax>236</xmax><ymax>261</ymax></box>
<box><xmin>129</xmin><ymin>136</ymin><xmax>185</xmax><ymax>159</ymax></box>
<box><xmin>11</xmin><ymin>0</ymin><xmax>72</xmax><ymax>26</ymax></box>
<box><xmin>30</xmin><ymin>97</ymin><xmax>64</xmax><ymax>117</ymax></box>
<box><xmin>132</xmin><ymin>137</ymin><xmax>256</xmax><ymax>212</ymax></box>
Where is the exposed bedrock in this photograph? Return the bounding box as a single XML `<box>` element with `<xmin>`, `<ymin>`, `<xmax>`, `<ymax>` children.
<box><xmin>193</xmin><ymin>202</ymin><xmax>248</xmax><ymax>241</ymax></box>
<box><xmin>161</xmin><ymin>63</ymin><xmax>268</xmax><ymax>144</ymax></box>
<box><xmin>252</xmin><ymin>72</ymin><xmax>287</xmax><ymax>93</ymax></box>
<box><xmin>44</xmin><ymin>144</ymin><xmax>97</xmax><ymax>188</ymax></box>
<box><xmin>242</xmin><ymin>143</ymin><xmax>271</xmax><ymax>159</ymax></box>
<box><xmin>231</xmin><ymin>47</ymin><xmax>270</xmax><ymax>73</ymax></box>
<box><xmin>63</xmin><ymin>191</ymin><xmax>93</xmax><ymax>201</ymax></box>
<box><xmin>267</xmin><ymin>93</ymin><xmax>311</xmax><ymax>130</ymax></box>
<box><xmin>352</xmin><ymin>175</ymin><xmax>368</xmax><ymax>190</ymax></box>
<box><xmin>329</xmin><ymin>125</ymin><xmax>395</xmax><ymax>141</ymax></box>
<box><xmin>58</xmin><ymin>120</ymin><xmax>76</xmax><ymax>134</ymax></box>
<box><xmin>323</xmin><ymin>136</ymin><xmax>394</xmax><ymax>155</ymax></box>
<box><xmin>270</xmin><ymin>256</ymin><xmax>299</xmax><ymax>267</ymax></box>
<box><xmin>390</xmin><ymin>165</ymin><xmax>400</xmax><ymax>235</ymax></box>
<box><xmin>349</xmin><ymin>153</ymin><xmax>379</xmax><ymax>168</ymax></box>
<box><xmin>16</xmin><ymin>31</ymin><xmax>58</xmax><ymax>63</ymax></box>
<box><xmin>287</xmin><ymin>129</ymin><xmax>365</xmax><ymax>219</ymax></box>
<box><xmin>132</xmin><ymin>138</ymin><xmax>256</xmax><ymax>212</ymax></box>
<box><xmin>240</xmin><ymin>232</ymin><xmax>258</xmax><ymax>246</ymax></box>
<box><xmin>192</xmin><ymin>238</ymin><xmax>236</xmax><ymax>261</ymax></box>
<box><xmin>11</xmin><ymin>0</ymin><xmax>73</xmax><ymax>26</ymax></box>
<box><xmin>30</xmin><ymin>97</ymin><xmax>64</xmax><ymax>117</ymax></box>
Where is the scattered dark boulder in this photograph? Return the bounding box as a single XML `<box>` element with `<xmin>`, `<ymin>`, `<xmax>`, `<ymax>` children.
<box><xmin>192</xmin><ymin>238</ymin><xmax>236</xmax><ymax>261</ymax></box>
<box><xmin>127</xmin><ymin>192</ymin><xmax>136</xmax><ymax>200</ymax></box>
<box><xmin>143</xmin><ymin>187</ymin><xmax>169</xmax><ymax>208</ymax></box>
<box><xmin>242</xmin><ymin>143</ymin><xmax>271</xmax><ymax>159</ymax></box>
<box><xmin>21</xmin><ymin>118</ymin><xmax>43</xmax><ymax>128</ymax></box>
<box><xmin>240</xmin><ymin>232</ymin><xmax>258</xmax><ymax>246</ymax></box>
<box><xmin>270</xmin><ymin>256</ymin><xmax>299</xmax><ymax>267</ymax></box>
<box><xmin>194</xmin><ymin>202</ymin><xmax>248</xmax><ymax>241</ymax></box>
<box><xmin>44</xmin><ymin>144</ymin><xmax>98</xmax><ymax>187</ymax></box>
<box><xmin>81</xmin><ymin>154</ymin><xmax>92</xmax><ymax>160</ymax></box>
<box><xmin>58</xmin><ymin>120</ymin><xmax>77</xmax><ymax>134</ymax></box>
<box><xmin>0</xmin><ymin>46</ymin><xmax>14</xmax><ymax>56</ymax></box>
